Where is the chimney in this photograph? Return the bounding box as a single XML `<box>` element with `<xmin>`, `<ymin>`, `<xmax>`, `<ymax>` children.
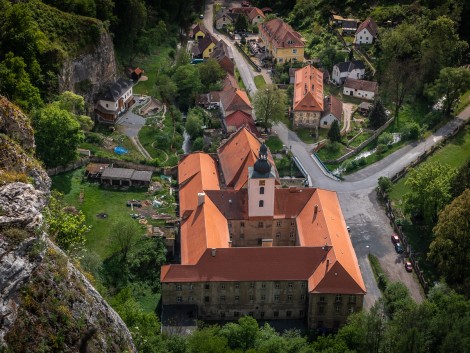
<box><xmin>198</xmin><ymin>192</ymin><xmax>206</xmax><ymax>206</ymax></box>
<box><xmin>211</xmin><ymin>248</ymin><xmax>217</xmax><ymax>257</ymax></box>
<box><xmin>326</xmin><ymin>258</ymin><xmax>330</xmax><ymax>268</ymax></box>
<box><xmin>228</xmin><ymin>241</ymin><xmax>232</xmax><ymax>248</ymax></box>
<box><xmin>262</xmin><ymin>239</ymin><xmax>273</xmax><ymax>247</ymax></box>
<box><xmin>314</xmin><ymin>204</ymin><xmax>319</xmax><ymax>216</ymax></box>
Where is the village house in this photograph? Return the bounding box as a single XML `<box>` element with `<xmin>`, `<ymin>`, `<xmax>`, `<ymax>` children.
<box><xmin>343</xmin><ymin>78</ymin><xmax>378</xmax><ymax>100</ymax></box>
<box><xmin>85</xmin><ymin>163</ymin><xmax>152</xmax><ymax>187</ymax></box>
<box><xmin>355</xmin><ymin>18</ymin><xmax>379</xmax><ymax>45</ymax></box>
<box><xmin>220</xmin><ymin>87</ymin><xmax>252</xmax><ymax>117</ymax></box>
<box><xmin>292</xmin><ymin>65</ymin><xmax>324</xmax><ymax>128</ymax></box>
<box><xmin>94</xmin><ymin>78</ymin><xmax>134</xmax><ymax>124</ymax></box>
<box><xmin>189</xmin><ymin>23</ymin><xmax>208</xmax><ymax>40</ymax></box>
<box><xmin>342</xmin><ymin>19</ymin><xmax>359</xmax><ymax>35</ymax></box>
<box><xmin>192</xmin><ymin>32</ymin><xmax>218</xmax><ymax>59</ymax></box>
<box><xmin>215</xmin><ymin>8</ymin><xmax>237</xmax><ymax>29</ymax></box>
<box><xmin>247</xmin><ymin>7</ymin><xmax>265</xmax><ymax>25</ymax></box>
<box><xmin>258</xmin><ymin>18</ymin><xmax>305</xmax><ymax>64</ymax></box>
<box><xmin>160</xmin><ymin>128</ymin><xmax>366</xmax><ymax>333</ymax></box>
<box><xmin>224</xmin><ymin>110</ymin><xmax>260</xmax><ymax>137</ymax></box>
<box><xmin>210</xmin><ymin>40</ymin><xmax>235</xmax><ymax>75</ymax></box>
<box><xmin>320</xmin><ymin>95</ymin><xmax>343</xmax><ymax>128</ymax></box>
<box><xmin>332</xmin><ymin>60</ymin><xmax>365</xmax><ymax>85</ymax></box>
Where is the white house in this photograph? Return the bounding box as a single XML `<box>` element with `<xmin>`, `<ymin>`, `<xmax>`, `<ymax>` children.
<box><xmin>355</xmin><ymin>18</ymin><xmax>379</xmax><ymax>45</ymax></box>
<box><xmin>95</xmin><ymin>78</ymin><xmax>134</xmax><ymax>123</ymax></box>
<box><xmin>343</xmin><ymin>78</ymin><xmax>378</xmax><ymax>101</ymax></box>
<box><xmin>215</xmin><ymin>8</ymin><xmax>237</xmax><ymax>29</ymax></box>
<box><xmin>320</xmin><ymin>95</ymin><xmax>343</xmax><ymax>128</ymax></box>
<box><xmin>332</xmin><ymin>60</ymin><xmax>365</xmax><ymax>85</ymax></box>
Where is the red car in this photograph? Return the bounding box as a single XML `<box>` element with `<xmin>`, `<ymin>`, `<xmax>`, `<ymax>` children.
<box><xmin>405</xmin><ymin>261</ymin><xmax>413</xmax><ymax>272</ymax></box>
<box><xmin>391</xmin><ymin>234</ymin><xmax>400</xmax><ymax>244</ymax></box>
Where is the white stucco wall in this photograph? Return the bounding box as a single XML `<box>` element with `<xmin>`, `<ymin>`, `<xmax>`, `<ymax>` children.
<box><xmin>343</xmin><ymin>87</ymin><xmax>376</xmax><ymax>100</ymax></box>
<box><xmin>248</xmin><ymin>177</ymin><xmax>275</xmax><ymax>217</ymax></box>
<box><xmin>355</xmin><ymin>29</ymin><xmax>374</xmax><ymax>44</ymax></box>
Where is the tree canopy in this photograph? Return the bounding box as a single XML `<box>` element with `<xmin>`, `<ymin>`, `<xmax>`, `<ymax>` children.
<box><xmin>252</xmin><ymin>84</ymin><xmax>287</xmax><ymax>133</ymax></box>
<box><xmin>33</xmin><ymin>104</ymin><xmax>84</xmax><ymax>168</ymax></box>
<box><xmin>368</xmin><ymin>99</ymin><xmax>388</xmax><ymax>129</ymax></box>
<box><xmin>429</xmin><ymin>189</ymin><xmax>470</xmax><ymax>295</ymax></box>
<box><xmin>328</xmin><ymin>120</ymin><xmax>341</xmax><ymax>143</ymax></box>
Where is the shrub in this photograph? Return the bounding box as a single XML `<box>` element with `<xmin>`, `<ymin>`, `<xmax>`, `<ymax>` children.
<box><xmin>84</xmin><ymin>132</ymin><xmax>104</xmax><ymax>145</ymax></box>
<box><xmin>4</xmin><ymin>227</ymin><xmax>30</xmax><ymax>245</ymax></box>
<box><xmin>358</xmin><ymin>157</ymin><xmax>367</xmax><ymax>166</ymax></box>
<box><xmin>378</xmin><ymin>132</ymin><xmax>393</xmax><ymax>146</ymax></box>
<box><xmin>376</xmin><ymin>143</ymin><xmax>387</xmax><ymax>154</ymax></box>
<box><xmin>401</xmin><ymin>122</ymin><xmax>422</xmax><ymax>140</ymax></box>
<box><xmin>155</xmin><ymin>132</ymin><xmax>170</xmax><ymax>149</ymax></box>
<box><xmin>192</xmin><ymin>137</ymin><xmax>204</xmax><ymax>151</ymax></box>
<box><xmin>378</xmin><ymin>176</ymin><xmax>392</xmax><ymax>193</ymax></box>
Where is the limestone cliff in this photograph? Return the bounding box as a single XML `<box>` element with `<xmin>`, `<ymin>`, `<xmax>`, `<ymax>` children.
<box><xmin>58</xmin><ymin>29</ymin><xmax>117</xmax><ymax>106</ymax></box>
<box><xmin>0</xmin><ymin>97</ymin><xmax>135</xmax><ymax>352</ymax></box>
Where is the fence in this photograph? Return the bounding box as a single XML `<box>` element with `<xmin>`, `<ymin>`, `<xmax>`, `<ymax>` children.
<box><xmin>377</xmin><ymin>119</ymin><xmax>467</xmax><ymax>293</ymax></box>
<box><xmin>323</xmin><ymin>117</ymin><xmax>394</xmax><ymax>164</ymax></box>
<box><xmin>234</xmin><ymin>42</ymin><xmax>261</xmax><ymax>72</ymax></box>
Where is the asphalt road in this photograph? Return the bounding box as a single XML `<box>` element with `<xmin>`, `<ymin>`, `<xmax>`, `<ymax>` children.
<box><xmin>204</xmin><ymin>0</ymin><xmax>470</xmax><ymax>308</ymax></box>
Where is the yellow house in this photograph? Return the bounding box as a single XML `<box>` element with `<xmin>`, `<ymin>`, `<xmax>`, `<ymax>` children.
<box><xmin>190</xmin><ymin>23</ymin><xmax>208</xmax><ymax>40</ymax></box>
<box><xmin>258</xmin><ymin>18</ymin><xmax>304</xmax><ymax>64</ymax></box>
<box><xmin>192</xmin><ymin>33</ymin><xmax>218</xmax><ymax>59</ymax></box>
<box><xmin>202</xmin><ymin>40</ymin><xmax>216</xmax><ymax>59</ymax></box>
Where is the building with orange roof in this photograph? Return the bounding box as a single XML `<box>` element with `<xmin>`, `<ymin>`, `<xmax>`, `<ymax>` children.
<box><xmin>161</xmin><ymin>128</ymin><xmax>366</xmax><ymax>332</ymax></box>
<box><xmin>258</xmin><ymin>18</ymin><xmax>305</xmax><ymax>64</ymax></box>
<box><xmin>219</xmin><ymin>87</ymin><xmax>253</xmax><ymax>117</ymax></box>
<box><xmin>224</xmin><ymin>111</ymin><xmax>260</xmax><ymax>137</ymax></box>
<box><xmin>293</xmin><ymin>65</ymin><xmax>325</xmax><ymax>128</ymax></box>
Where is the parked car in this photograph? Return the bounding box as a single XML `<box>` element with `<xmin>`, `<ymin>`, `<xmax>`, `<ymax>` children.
<box><xmin>395</xmin><ymin>243</ymin><xmax>404</xmax><ymax>253</ymax></box>
<box><xmin>405</xmin><ymin>261</ymin><xmax>413</xmax><ymax>272</ymax></box>
<box><xmin>391</xmin><ymin>233</ymin><xmax>400</xmax><ymax>244</ymax></box>
<box><xmin>199</xmin><ymin>14</ymin><xmax>204</xmax><ymax>19</ymax></box>
<box><xmin>346</xmin><ymin>226</ymin><xmax>351</xmax><ymax>233</ymax></box>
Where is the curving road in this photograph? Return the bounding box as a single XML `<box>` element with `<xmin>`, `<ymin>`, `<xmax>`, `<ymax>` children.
<box><xmin>203</xmin><ymin>0</ymin><xmax>470</xmax><ymax>308</ymax></box>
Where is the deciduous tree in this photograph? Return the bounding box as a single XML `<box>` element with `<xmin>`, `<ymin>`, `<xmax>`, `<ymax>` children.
<box><xmin>110</xmin><ymin>219</ymin><xmax>142</xmax><ymax>263</ymax></box>
<box><xmin>429</xmin><ymin>189</ymin><xmax>470</xmax><ymax>291</ymax></box>
<box><xmin>33</xmin><ymin>105</ymin><xmax>83</xmax><ymax>167</ymax></box>
<box><xmin>252</xmin><ymin>84</ymin><xmax>287</xmax><ymax>133</ymax></box>
<box><xmin>425</xmin><ymin>67</ymin><xmax>470</xmax><ymax>117</ymax></box>
<box><xmin>404</xmin><ymin>163</ymin><xmax>456</xmax><ymax>225</ymax></box>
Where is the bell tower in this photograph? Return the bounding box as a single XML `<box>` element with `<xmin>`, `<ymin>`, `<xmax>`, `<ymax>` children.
<box><xmin>248</xmin><ymin>143</ymin><xmax>276</xmax><ymax>218</ymax></box>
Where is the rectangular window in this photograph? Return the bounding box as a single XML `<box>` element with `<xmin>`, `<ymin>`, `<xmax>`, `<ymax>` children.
<box><xmin>260</xmin><ymin>186</ymin><xmax>265</xmax><ymax>194</ymax></box>
<box><xmin>258</xmin><ymin>222</ymin><xmax>263</xmax><ymax>228</ymax></box>
<box><xmin>260</xmin><ymin>311</ymin><xmax>265</xmax><ymax>318</ymax></box>
<box><xmin>301</xmin><ymin>295</ymin><xmax>305</xmax><ymax>300</ymax></box>
<box><xmin>241</xmin><ymin>222</ymin><xmax>245</xmax><ymax>227</ymax></box>
<box><xmin>292</xmin><ymin>49</ymin><xmax>297</xmax><ymax>54</ymax></box>
<box><xmin>205</xmin><ymin>283</ymin><xmax>210</xmax><ymax>290</ymax></box>
<box><xmin>274</xmin><ymin>295</ymin><xmax>280</xmax><ymax>302</ymax></box>
<box><xmin>259</xmin><ymin>180</ymin><xmax>265</xmax><ymax>186</ymax></box>
<box><xmin>250</xmin><ymin>282</ymin><xmax>255</xmax><ymax>288</ymax></box>
<box><xmin>275</xmin><ymin>282</ymin><xmax>280</xmax><ymax>289</ymax></box>
<box><xmin>274</xmin><ymin>311</ymin><xmax>279</xmax><ymax>317</ymax></box>
<box><xmin>176</xmin><ymin>284</ymin><xmax>182</xmax><ymax>291</ymax></box>
<box><xmin>205</xmin><ymin>296</ymin><xmax>210</xmax><ymax>303</ymax></box>
<box><xmin>234</xmin><ymin>311</ymin><xmax>240</xmax><ymax>317</ymax></box>
<box><xmin>300</xmin><ymin>310</ymin><xmax>304</xmax><ymax>317</ymax></box>
<box><xmin>176</xmin><ymin>297</ymin><xmax>182</xmax><ymax>303</ymax></box>
<box><xmin>290</xmin><ymin>231</ymin><xmax>295</xmax><ymax>238</ymax></box>
<box><xmin>261</xmin><ymin>283</ymin><xmax>266</xmax><ymax>289</ymax></box>
<box><xmin>220</xmin><ymin>283</ymin><xmax>225</xmax><ymax>289</ymax></box>
<box><xmin>261</xmin><ymin>295</ymin><xmax>266</xmax><ymax>301</ymax></box>
<box><xmin>290</xmin><ymin>220</ymin><xmax>295</xmax><ymax>226</ymax></box>
<box><xmin>249</xmin><ymin>295</ymin><xmax>254</xmax><ymax>302</ymax></box>
<box><xmin>259</xmin><ymin>200</ymin><xmax>264</xmax><ymax>207</ymax></box>
<box><xmin>288</xmin><ymin>282</ymin><xmax>293</xmax><ymax>288</ymax></box>
<box><xmin>319</xmin><ymin>296</ymin><xmax>325</xmax><ymax>302</ymax></box>
<box><xmin>287</xmin><ymin>295</ymin><xmax>293</xmax><ymax>302</ymax></box>
<box><xmin>349</xmin><ymin>295</ymin><xmax>356</xmax><ymax>303</ymax></box>
<box><xmin>229</xmin><ymin>222</ymin><xmax>232</xmax><ymax>228</ymax></box>
<box><xmin>276</xmin><ymin>221</ymin><xmax>281</xmax><ymax>227</ymax></box>
<box><xmin>286</xmin><ymin>311</ymin><xmax>292</xmax><ymax>317</ymax></box>
<box><xmin>335</xmin><ymin>304</ymin><xmax>341</xmax><ymax>313</ymax></box>
<box><xmin>276</xmin><ymin>232</ymin><xmax>281</xmax><ymax>238</ymax></box>
<box><xmin>301</xmin><ymin>282</ymin><xmax>306</xmax><ymax>288</ymax></box>
<box><xmin>235</xmin><ymin>295</ymin><xmax>240</xmax><ymax>301</ymax></box>
<box><xmin>349</xmin><ymin>306</ymin><xmax>355</xmax><ymax>313</ymax></box>
<box><xmin>335</xmin><ymin>294</ymin><xmax>342</xmax><ymax>302</ymax></box>
<box><xmin>220</xmin><ymin>312</ymin><xmax>226</xmax><ymax>318</ymax></box>
<box><xmin>318</xmin><ymin>305</ymin><xmax>325</xmax><ymax>315</ymax></box>
<box><xmin>235</xmin><ymin>282</ymin><xmax>240</xmax><ymax>289</ymax></box>
<box><xmin>220</xmin><ymin>295</ymin><xmax>226</xmax><ymax>301</ymax></box>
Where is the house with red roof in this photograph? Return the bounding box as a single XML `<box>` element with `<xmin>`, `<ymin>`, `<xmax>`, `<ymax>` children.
<box><xmin>355</xmin><ymin>18</ymin><xmax>379</xmax><ymax>44</ymax></box>
<box><xmin>161</xmin><ymin>128</ymin><xmax>366</xmax><ymax>332</ymax></box>
<box><xmin>224</xmin><ymin>111</ymin><xmax>260</xmax><ymax>137</ymax></box>
<box><xmin>219</xmin><ymin>87</ymin><xmax>253</xmax><ymax>117</ymax></box>
<box><xmin>258</xmin><ymin>18</ymin><xmax>305</xmax><ymax>64</ymax></box>
<box><xmin>292</xmin><ymin>65</ymin><xmax>324</xmax><ymax>128</ymax></box>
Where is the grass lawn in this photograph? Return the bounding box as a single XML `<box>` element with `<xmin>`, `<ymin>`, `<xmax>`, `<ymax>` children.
<box><xmin>51</xmin><ymin>168</ymin><xmax>151</xmax><ymax>260</ymax></box>
<box><xmin>81</xmin><ymin>132</ymin><xmax>143</xmax><ymax>162</ymax></box>
<box><xmin>254</xmin><ymin>75</ymin><xmax>267</xmax><ymax>89</ymax></box>
<box><xmin>347</xmin><ymin>130</ymin><xmax>374</xmax><ymax>148</ymax></box>
<box><xmin>132</xmin><ymin>45</ymin><xmax>174</xmax><ymax>97</ymax></box>
<box><xmin>266</xmin><ymin>136</ymin><xmax>283</xmax><ymax>152</ymax></box>
<box><xmin>235</xmin><ymin>68</ymin><xmax>246</xmax><ymax>90</ymax></box>
<box><xmin>295</xmin><ymin>128</ymin><xmax>315</xmax><ymax>144</ymax></box>
<box><xmin>389</xmin><ymin>125</ymin><xmax>470</xmax><ymax>206</ymax></box>
<box><xmin>316</xmin><ymin>142</ymin><xmax>348</xmax><ymax>161</ymax></box>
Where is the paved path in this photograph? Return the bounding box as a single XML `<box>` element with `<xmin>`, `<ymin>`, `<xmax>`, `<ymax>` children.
<box><xmin>203</xmin><ymin>0</ymin><xmax>470</xmax><ymax>308</ymax></box>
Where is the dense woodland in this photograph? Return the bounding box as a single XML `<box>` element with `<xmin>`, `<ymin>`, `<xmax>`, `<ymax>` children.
<box><xmin>1</xmin><ymin>0</ymin><xmax>470</xmax><ymax>352</ymax></box>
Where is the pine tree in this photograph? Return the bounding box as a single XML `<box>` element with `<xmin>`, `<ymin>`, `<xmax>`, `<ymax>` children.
<box><xmin>368</xmin><ymin>99</ymin><xmax>388</xmax><ymax>129</ymax></box>
<box><xmin>328</xmin><ymin>120</ymin><xmax>341</xmax><ymax>143</ymax></box>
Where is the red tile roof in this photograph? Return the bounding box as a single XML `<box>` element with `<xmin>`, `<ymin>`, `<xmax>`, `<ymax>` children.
<box><xmin>356</xmin><ymin>17</ymin><xmax>378</xmax><ymax>37</ymax></box>
<box><xmin>248</xmin><ymin>7</ymin><xmax>265</xmax><ymax>21</ymax></box>
<box><xmin>220</xmin><ymin>88</ymin><xmax>252</xmax><ymax>114</ymax></box>
<box><xmin>217</xmin><ymin>128</ymin><xmax>275</xmax><ymax>189</ymax></box>
<box><xmin>259</xmin><ymin>18</ymin><xmax>304</xmax><ymax>49</ymax></box>
<box><xmin>293</xmin><ymin>65</ymin><xmax>324</xmax><ymax>112</ymax></box>
<box><xmin>225</xmin><ymin>111</ymin><xmax>260</xmax><ymax>137</ymax></box>
<box><xmin>324</xmin><ymin>95</ymin><xmax>343</xmax><ymax>120</ymax></box>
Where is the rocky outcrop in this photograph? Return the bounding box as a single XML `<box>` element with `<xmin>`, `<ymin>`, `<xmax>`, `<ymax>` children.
<box><xmin>0</xmin><ymin>97</ymin><xmax>136</xmax><ymax>352</ymax></box>
<box><xmin>58</xmin><ymin>29</ymin><xmax>117</xmax><ymax>106</ymax></box>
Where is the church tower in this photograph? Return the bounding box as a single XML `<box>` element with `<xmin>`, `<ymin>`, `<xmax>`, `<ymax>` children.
<box><xmin>248</xmin><ymin>143</ymin><xmax>276</xmax><ymax>218</ymax></box>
